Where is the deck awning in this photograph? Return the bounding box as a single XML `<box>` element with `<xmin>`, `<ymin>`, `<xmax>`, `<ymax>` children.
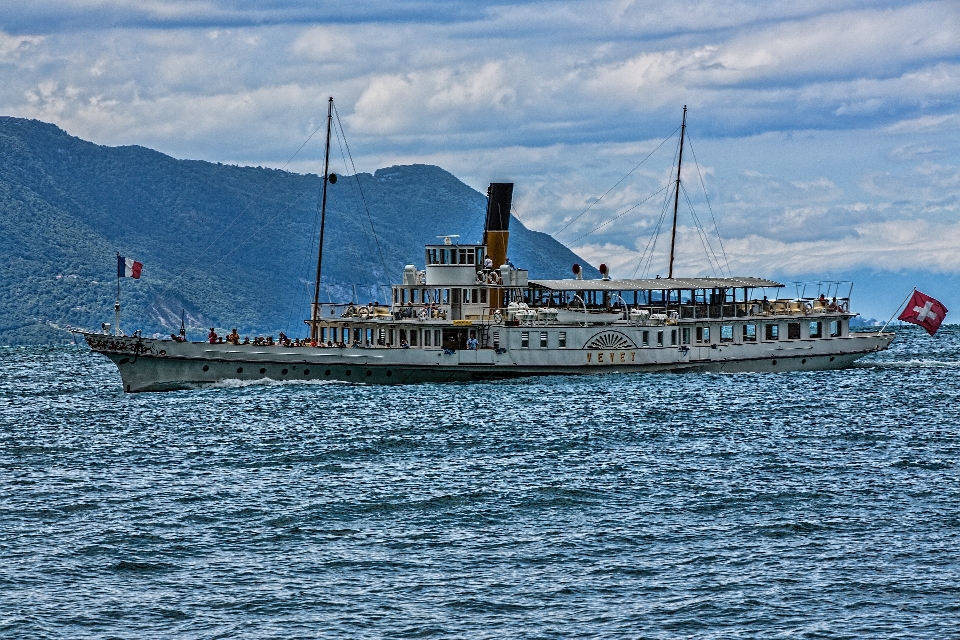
<box><xmin>527</xmin><ymin>277</ymin><xmax>783</xmax><ymax>292</ymax></box>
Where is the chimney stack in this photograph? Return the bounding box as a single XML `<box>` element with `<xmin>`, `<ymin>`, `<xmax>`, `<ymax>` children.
<box><xmin>482</xmin><ymin>183</ymin><xmax>513</xmax><ymax>272</ymax></box>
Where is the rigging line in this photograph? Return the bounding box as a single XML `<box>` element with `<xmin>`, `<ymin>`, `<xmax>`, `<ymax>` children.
<box><xmin>570</xmin><ymin>186</ymin><xmax>669</xmax><ymax>245</ymax></box>
<box><xmin>685</xmin><ymin>136</ymin><xmax>731</xmax><ymax>277</ymax></box>
<box><xmin>332</xmin><ymin>102</ymin><xmax>389</xmax><ymax>281</ymax></box>
<box><xmin>681</xmin><ymin>182</ymin><xmax>722</xmax><ymax>277</ymax></box>
<box><xmin>635</xmin><ymin>185</ymin><xmax>672</xmax><ymax>279</ymax></box>
<box><xmin>156</xmin><ymin>120</ymin><xmax>329</xmax><ymax>302</ymax></box>
<box><xmin>634</xmin><ymin>139</ymin><xmax>683</xmax><ymax>278</ymax></box>
<box><xmin>289</xmin><ymin>189</ymin><xmax>324</xmax><ymax>337</ymax></box>
<box><xmin>632</xmin><ymin>180</ymin><xmax>672</xmax><ymax>279</ymax></box>
<box><xmin>188</xmin><ymin>187</ymin><xmax>314</xmax><ymax>277</ymax></box>
<box><xmin>552</xmin><ymin>125</ymin><xmax>680</xmax><ymax>238</ymax></box>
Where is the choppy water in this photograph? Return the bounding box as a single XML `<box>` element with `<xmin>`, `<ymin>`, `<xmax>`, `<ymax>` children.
<box><xmin>2</xmin><ymin>326</ymin><xmax>959</xmax><ymax>638</ymax></box>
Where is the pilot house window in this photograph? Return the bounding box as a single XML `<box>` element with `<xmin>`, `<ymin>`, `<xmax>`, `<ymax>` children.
<box><xmin>521</xmin><ymin>332</ymin><xmax>529</xmax><ymax>348</ymax></box>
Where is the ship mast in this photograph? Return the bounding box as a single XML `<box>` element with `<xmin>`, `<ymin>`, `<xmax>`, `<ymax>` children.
<box><xmin>310</xmin><ymin>97</ymin><xmax>334</xmax><ymax>341</ymax></box>
<box><xmin>667</xmin><ymin>105</ymin><xmax>687</xmax><ymax>279</ymax></box>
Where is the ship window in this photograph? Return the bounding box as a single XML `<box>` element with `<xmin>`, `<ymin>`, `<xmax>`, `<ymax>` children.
<box><xmin>493</xmin><ymin>330</ymin><xmax>500</xmax><ymax>349</ymax></box>
<box><xmin>521</xmin><ymin>332</ymin><xmax>529</xmax><ymax>348</ymax></box>
<box><xmin>354</xmin><ymin>328</ymin><xmax>362</xmax><ymax>344</ymax></box>
<box><xmin>410</xmin><ymin>330</ymin><xmax>418</xmax><ymax>346</ymax></box>
<box><xmin>788</xmin><ymin>322</ymin><xmax>801</xmax><ymax>340</ymax></box>
<box><xmin>442</xmin><ymin>289</ymin><xmax>450</xmax><ymax>304</ymax></box>
<box><xmin>427</xmin><ymin>248</ymin><xmax>438</xmax><ymax>264</ymax></box>
<box><xmin>765</xmin><ymin>323</ymin><xmax>779</xmax><ymax>340</ymax></box>
<box><xmin>559</xmin><ymin>332</ymin><xmax>566</xmax><ymax>348</ymax></box>
<box><xmin>642</xmin><ymin>330</ymin><xmax>649</xmax><ymax>346</ymax></box>
<box><xmin>477</xmin><ymin>248</ymin><xmax>485</xmax><ymax>265</ymax></box>
<box><xmin>743</xmin><ymin>324</ymin><xmax>756</xmax><ymax>341</ymax></box>
<box><xmin>810</xmin><ymin>321</ymin><xmax>822</xmax><ymax>338</ymax></box>
<box><xmin>657</xmin><ymin>330</ymin><xmax>664</xmax><ymax>347</ymax></box>
<box><xmin>401</xmin><ymin>289</ymin><xmax>407</xmax><ymax>304</ymax></box>
<box><xmin>440</xmin><ymin>249</ymin><xmax>449</xmax><ymax>264</ymax></box>
<box><xmin>830</xmin><ymin>320</ymin><xmax>841</xmax><ymax>337</ymax></box>
<box><xmin>671</xmin><ymin>329</ymin><xmax>677</xmax><ymax>346</ymax></box>
<box><xmin>424</xmin><ymin>330</ymin><xmax>431</xmax><ymax>346</ymax></box>
<box><xmin>452</xmin><ymin>289</ymin><xmax>460</xmax><ymax>303</ymax></box>
<box><xmin>472</xmin><ymin>288</ymin><xmax>479</xmax><ymax>303</ymax></box>
<box><xmin>720</xmin><ymin>325</ymin><xmax>733</xmax><ymax>342</ymax></box>
<box><xmin>681</xmin><ymin>327</ymin><xmax>691</xmax><ymax>344</ymax></box>
<box><xmin>400</xmin><ymin>329</ymin><xmax>407</xmax><ymax>344</ymax></box>
<box><xmin>412</xmin><ymin>289</ymin><xmax>419</xmax><ymax>304</ymax></box>
<box><xmin>480</xmin><ymin>288</ymin><xmax>487</xmax><ymax>304</ymax></box>
<box><xmin>540</xmin><ymin>332</ymin><xmax>548</xmax><ymax>348</ymax></box>
<box><xmin>393</xmin><ymin>288</ymin><xmax>398</xmax><ymax>303</ymax></box>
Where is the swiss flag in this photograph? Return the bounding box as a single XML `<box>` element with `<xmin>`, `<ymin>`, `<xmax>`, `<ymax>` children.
<box><xmin>898</xmin><ymin>289</ymin><xmax>948</xmax><ymax>336</ymax></box>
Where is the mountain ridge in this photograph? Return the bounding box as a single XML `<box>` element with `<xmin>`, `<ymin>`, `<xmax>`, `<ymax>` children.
<box><xmin>0</xmin><ymin>116</ymin><xmax>598</xmax><ymax>344</ymax></box>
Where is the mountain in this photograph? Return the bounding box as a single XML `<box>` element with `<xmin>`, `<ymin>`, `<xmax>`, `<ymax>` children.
<box><xmin>0</xmin><ymin>116</ymin><xmax>598</xmax><ymax>345</ymax></box>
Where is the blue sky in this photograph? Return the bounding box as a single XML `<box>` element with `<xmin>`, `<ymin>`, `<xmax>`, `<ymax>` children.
<box><xmin>2</xmin><ymin>0</ymin><xmax>959</xmax><ymax>313</ymax></box>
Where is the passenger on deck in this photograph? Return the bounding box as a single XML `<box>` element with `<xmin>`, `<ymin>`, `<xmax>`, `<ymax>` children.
<box><xmin>467</xmin><ymin>336</ymin><xmax>478</xmax><ymax>350</ymax></box>
<box><xmin>266</xmin><ymin>336</ymin><xmax>274</xmax><ymax>346</ymax></box>
<box><xmin>227</xmin><ymin>328</ymin><xmax>240</xmax><ymax>344</ymax></box>
<box><xmin>400</xmin><ymin>340</ymin><xmax>410</xmax><ymax>349</ymax></box>
<box><xmin>208</xmin><ymin>328</ymin><xmax>218</xmax><ymax>344</ymax></box>
<box><xmin>505</xmin><ymin>257</ymin><xmax>516</xmax><ymax>269</ymax></box>
<box><xmin>242</xmin><ymin>337</ymin><xmax>250</xmax><ymax>345</ymax></box>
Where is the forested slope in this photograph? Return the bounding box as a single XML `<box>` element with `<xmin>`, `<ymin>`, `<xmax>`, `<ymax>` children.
<box><xmin>0</xmin><ymin>117</ymin><xmax>596</xmax><ymax>344</ymax></box>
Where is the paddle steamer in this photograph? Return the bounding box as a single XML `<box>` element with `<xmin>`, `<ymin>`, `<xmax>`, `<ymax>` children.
<box><xmin>81</xmin><ymin>103</ymin><xmax>894</xmax><ymax>392</ymax></box>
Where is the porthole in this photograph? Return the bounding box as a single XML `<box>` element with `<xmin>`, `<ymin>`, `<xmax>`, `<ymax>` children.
<box><xmin>158</xmin><ymin>350</ymin><xmax>166</xmax><ymax>356</ymax></box>
<box><xmin>259</xmin><ymin>367</ymin><xmax>266</xmax><ymax>374</ymax></box>
<box><xmin>202</xmin><ymin>365</ymin><xmax>209</xmax><ymax>372</ymax></box>
<box><xmin>801</xmin><ymin>359</ymin><xmax>806</xmax><ymax>364</ymax></box>
<box><xmin>386</xmin><ymin>370</ymin><xmax>392</xmax><ymax>377</ymax></box>
<box><xmin>366</xmin><ymin>370</ymin><xmax>372</xmax><ymax>377</ymax></box>
<box><xmin>829</xmin><ymin>356</ymin><xmax>835</xmax><ymax>362</ymax></box>
<box><xmin>771</xmin><ymin>360</ymin><xmax>777</xmax><ymax>366</ymax></box>
<box><xmin>303</xmin><ymin>369</ymin><xmax>310</xmax><ymax>376</ymax></box>
<box><xmin>281</xmin><ymin>368</ymin><xmax>288</xmax><ymax>375</ymax></box>
<box><xmin>324</xmin><ymin>369</ymin><xmax>331</xmax><ymax>376</ymax></box>
<box><xmin>237</xmin><ymin>367</ymin><xmax>243</xmax><ymax>373</ymax></box>
<box><xmin>345</xmin><ymin>370</ymin><xmax>352</xmax><ymax>376</ymax></box>
<box><xmin>118</xmin><ymin>357</ymin><xmax>130</xmax><ymax>365</ymax></box>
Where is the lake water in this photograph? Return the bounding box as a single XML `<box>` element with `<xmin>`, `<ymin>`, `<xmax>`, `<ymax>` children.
<box><xmin>2</xmin><ymin>326</ymin><xmax>959</xmax><ymax>638</ymax></box>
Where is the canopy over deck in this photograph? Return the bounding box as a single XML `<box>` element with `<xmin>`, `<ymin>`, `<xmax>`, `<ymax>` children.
<box><xmin>528</xmin><ymin>277</ymin><xmax>783</xmax><ymax>292</ymax></box>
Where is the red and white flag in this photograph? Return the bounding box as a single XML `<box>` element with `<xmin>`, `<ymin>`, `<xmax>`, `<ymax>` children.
<box><xmin>118</xmin><ymin>255</ymin><xmax>143</xmax><ymax>279</ymax></box>
<box><xmin>898</xmin><ymin>290</ymin><xmax>948</xmax><ymax>335</ymax></box>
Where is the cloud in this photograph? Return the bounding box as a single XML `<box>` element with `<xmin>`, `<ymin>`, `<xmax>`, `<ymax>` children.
<box><xmin>1</xmin><ymin>1</ymin><xmax>959</xmax><ymax>277</ymax></box>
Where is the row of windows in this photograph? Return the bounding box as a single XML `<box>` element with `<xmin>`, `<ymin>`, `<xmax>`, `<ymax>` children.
<box><xmin>682</xmin><ymin>320</ymin><xmax>842</xmax><ymax>345</ymax></box>
<box><xmin>394</xmin><ymin>287</ymin><xmax>488</xmax><ymax>305</ymax></box>
<box><xmin>426</xmin><ymin>246</ymin><xmax>485</xmax><ymax>266</ymax></box>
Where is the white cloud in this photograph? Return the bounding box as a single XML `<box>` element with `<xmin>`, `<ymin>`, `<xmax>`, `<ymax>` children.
<box><xmin>2</xmin><ymin>1</ymin><xmax>960</xmax><ymax>276</ymax></box>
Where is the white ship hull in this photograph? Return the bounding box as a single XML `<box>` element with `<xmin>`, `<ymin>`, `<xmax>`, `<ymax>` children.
<box><xmin>81</xmin><ymin>325</ymin><xmax>893</xmax><ymax>392</ymax></box>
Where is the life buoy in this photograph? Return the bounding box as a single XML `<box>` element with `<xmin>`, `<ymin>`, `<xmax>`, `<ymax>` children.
<box><xmin>493</xmin><ymin>310</ymin><xmax>503</xmax><ymax>324</ymax></box>
<box><xmin>358</xmin><ymin>307</ymin><xmax>370</xmax><ymax>317</ymax></box>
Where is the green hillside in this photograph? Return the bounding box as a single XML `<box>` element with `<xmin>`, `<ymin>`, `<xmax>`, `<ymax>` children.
<box><xmin>0</xmin><ymin>116</ymin><xmax>597</xmax><ymax>344</ymax></box>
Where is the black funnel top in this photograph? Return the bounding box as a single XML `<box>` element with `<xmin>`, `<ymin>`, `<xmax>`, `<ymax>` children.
<box><xmin>484</xmin><ymin>183</ymin><xmax>514</xmax><ymax>232</ymax></box>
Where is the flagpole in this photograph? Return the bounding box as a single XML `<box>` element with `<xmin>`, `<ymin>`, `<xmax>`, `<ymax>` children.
<box><xmin>879</xmin><ymin>287</ymin><xmax>915</xmax><ymax>333</ymax></box>
<box><xmin>115</xmin><ymin>252</ymin><xmax>122</xmax><ymax>336</ymax></box>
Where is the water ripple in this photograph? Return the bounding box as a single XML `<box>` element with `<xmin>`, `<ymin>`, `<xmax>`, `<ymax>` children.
<box><xmin>1</xmin><ymin>327</ymin><xmax>959</xmax><ymax>638</ymax></box>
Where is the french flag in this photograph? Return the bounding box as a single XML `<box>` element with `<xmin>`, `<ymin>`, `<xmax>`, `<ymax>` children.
<box><xmin>118</xmin><ymin>255</ymin><xmax>143</xmax><ymax>279</ymax></box>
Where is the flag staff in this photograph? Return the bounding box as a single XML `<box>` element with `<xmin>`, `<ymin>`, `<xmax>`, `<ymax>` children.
<box><xmin>115</xmin><ymin>251</ymin><xmax>122</xmax><ymax>336</ymax></box>
<box><xmin>879</xmin><ymin>287</ymin><xmax>915</xmax><ymax>333</ymax></box>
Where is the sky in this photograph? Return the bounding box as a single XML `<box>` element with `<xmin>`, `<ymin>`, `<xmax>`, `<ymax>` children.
<box><xmin>2</xmin><ymin>0</ymin><xmax>960</xmax><ymax>311</ymax></box>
